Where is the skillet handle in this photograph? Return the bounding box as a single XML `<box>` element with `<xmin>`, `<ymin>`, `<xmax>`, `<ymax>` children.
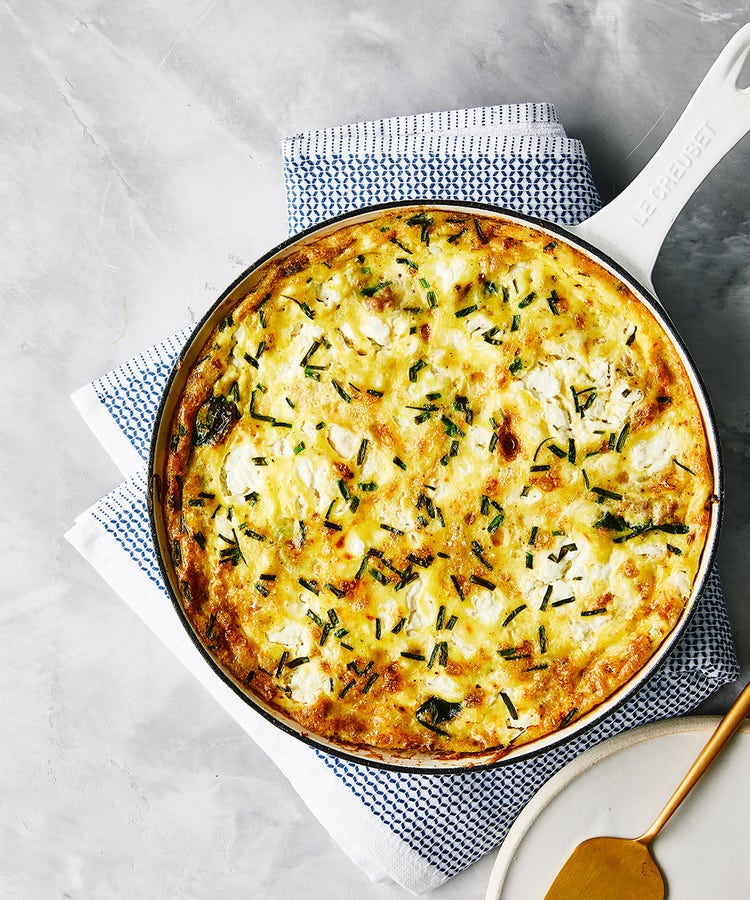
<box><xmin>567</xmin><ymin>22</ymin><xmax>750</xmax><ymax>294</ymax></box>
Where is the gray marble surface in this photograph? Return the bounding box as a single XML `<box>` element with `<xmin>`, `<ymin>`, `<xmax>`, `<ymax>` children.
<box><xmin>3</xmin><ymin>2</ymin><xmax>750</xmax><ymax>897</ymax></box>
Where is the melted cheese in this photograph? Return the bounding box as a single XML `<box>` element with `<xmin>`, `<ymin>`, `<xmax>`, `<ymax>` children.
<box><xmin>164</xmin><ymin>207</ymin><xmax>714</xmax><ymax>761</ymax></box>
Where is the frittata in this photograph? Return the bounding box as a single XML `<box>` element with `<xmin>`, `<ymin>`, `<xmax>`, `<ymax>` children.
<box><xmin>162</xmin><ymin>207</ymin><xmax>714</xmax><ymax>761</ymax></box>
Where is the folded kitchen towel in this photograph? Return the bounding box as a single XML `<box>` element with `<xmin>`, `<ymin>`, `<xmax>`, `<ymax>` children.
<box><xmin>66</xmin><ymin>104</ymin><xmax>738</xmax><ymax>895</ymax></box>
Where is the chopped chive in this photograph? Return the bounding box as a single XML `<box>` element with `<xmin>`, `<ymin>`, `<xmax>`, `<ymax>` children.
<box><xmin>369</xmin><ymin>568</ymin><xmax>388</xmax><ymax>585</ymax></box>
<box><xmin>500</xmin><ymin>691</ymin><xmax>518</xmax><ymax>719</ymax></box>
<box><xmin>590</xmin><ymin>486</ymin><xmax>623</xmax><ymax>501</ymax></box>
<box><xmin>470</xmin><ymin>574</ymin><xmax>496</xmax><ymax>591</ymax></box>
<box><xmin>362</xmin><ymin>672</ymin><xmax>379</xmax><ymax>694</ymax></box>
<box><xmin>529</xmin><ymin>526</ymin><xmax>539</xmax><ymax>546</ymax></box>
<box><xmin>568</xmin><ymin>438</ymin><xmax>577</xmax><ymax>464</ymax></box>
<box><xmin>359</xmin><ymin>481</ymin><xmax>378</xmax><ymax>491</ymax></box>
<box><xmin>470</xmin><ymin>541</ymin><xmax>493</xmax><ymax>570</ymax></box>
<box><xmin>392</xmin><ymin>456</ymin><xmax>407</xmax><ymax>470</ymax></box>
<box><xmin>539</xmin><ymin>625</ymin><xmax>547</xmax><ymax>654</ymax></box>
<box><xmin>244</xmin><ymin>528</ymin><xmax>266</xmax><ymax>542</ymax></box>
<box><xmin>299</xmin><ymin>577</ymin><xmax>319</xmax><ymax>595</ymax></box>
<box><xmin>391</xmin><ymin>617</ymin><xmax>406</xmax><ymax>634</ymax></box>
<box><xmin>401</xmin><ymin>651</ymin><xmax>426</xmax><ymax>661</ymax></box>
<box><xmin>509</xmin><ymin>356</ymin><xmax>523</xmax><ymax>375</ymax></box>
<box><xmin>530</xmin><ymin>464</ymin><xmax>550</xmax><ymax>472</ymax></box>
<box><xmin>511</xmin><ymin>314</ymin><xmax>521</xmax><ymax>332</ymax></box>
<box><xmin>487</xmin><ymin>512</ymin><xmax>505</xmax><ymax>533</ymax></box>
<box><xmin>339</xmin><ymin>679</ymin><xmax>355</xmax><ymax>698</ymax></box>
<box><xmin>502</xmin><ymin>604</ymin><xmax>527</xmax><ymax>627</ymax></box>
<box><xmin>293</xmin><ymin>441</ymin><xmax>305</xmax><ymax>454</ymax></box>
<box><xmin>275</xmin><ymin>651</ymin><xmax>289</xmax><ymax>678</ymax></box>
<box><xmin>525</xmin><ymin>552</ymin><xmax>533</xmax><ymax>569</ymax></box>
<box><xmin>673</xmin><ymin>457</ymin><xmax>696</xmax><ymax>475</ymax></box>
<box><xmin>331</xmin><ymin>379</ymin><xmax>351</xmax><ymax>403</ymax></box>
<box><xmin>390</xmin><ymin>237</ymin><xmax>413</xmax><ymax>254</ymax></box>
<box><xmin>300</xmin><ymin>339</ymin><xmax>321</xmax><ymax>367</ymax></box>
<box><xmin>409</xmin><ymin>359</ymin><xmax>427</xmax><ymax>382</ymax></box>
<box><xmin>396</xmin><ymin>256</ymin><xmax>419</xmax><ymax>270</ymax></box>
<box><xmin>361</xmin><ymin>280</ymin><xmax>392</xmax><ymax>297</ymax></box>
<box><xmin>436</xmin><ymin>605</ymin><xmax>446</xmax><ymax>630</ymax></box>
<box><xmin>450</xmin><ymin>574</ymin><xmax>465</xmax><ymax>601</ymax></box>
<box><xmin>380</xmin><ymin>523</ymin><xmax>405</xmax><ymax>536</ymax></box>
<box><xmin>626</xmin><ymin>326</ymin><xmax>637</xmax><ymax>346</ymax></box>
<box><xmin>559</xmin><ymin>708</ymin><xmax>579</xmax><ymax>728</ymax></box>
<box><xmin>455</xmin><ymin>304</ymin><xmax>478</xmax><ymax>318</ymax></box>
<box><xmin>551</xmin><ymin>596</ymin><xmax>575</xmax><ymax>607</ymax></box>
<box><xmin>547</xmin><ymin>290</ymin><xmax>560</xmax><ymax>315</ymax></box>
<box><xmin>540</xmin><ymin>585</ymin><xmax>553</xmax><ymax>611</ymax></box>
<box><xmin>518</xmin><ymin>292</ymin><xmax>536</xmax><ymax>308</ymax></box>
<box><xmin>286</xmin><ymin>656</ymin><xmax>310</xmax><ymax>670</ymax></box>
<box><xmin>615</xmin><ymin>423</ymin><xmax>630</xmax><ymax>452</ymax></box>
<box><xmin>581</xmin><ymin>608</ymin><xmax>608</xmax><ymax>616</ymax></box>
<box><xmin>548</xmin><ymin>443</ymin><xmax>567</xmax><ymax>458</ymax></box>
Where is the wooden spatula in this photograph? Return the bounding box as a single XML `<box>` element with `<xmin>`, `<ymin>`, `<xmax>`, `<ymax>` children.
<box><xmin>543</xmin><ymin>679</ymin><xmax>750</xmax><ymax>899</ymax></box>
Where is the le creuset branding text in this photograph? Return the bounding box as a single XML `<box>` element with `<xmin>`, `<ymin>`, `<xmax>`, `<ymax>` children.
<box><xmin>630</xmin><ymin>122</ymin><xmax>716</xmax><ymax>226</ymax></box>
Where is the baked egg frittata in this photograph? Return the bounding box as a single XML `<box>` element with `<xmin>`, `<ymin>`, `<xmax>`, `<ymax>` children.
<box><xmin>163</xmin><ymin>207</ymin><xmax>714</xmax><ymax>760</ymax></box>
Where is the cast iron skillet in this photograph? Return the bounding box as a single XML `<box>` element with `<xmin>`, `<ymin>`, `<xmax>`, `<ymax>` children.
<box><xmin>148</xmin><ymin>25</ymin><xmax>750</xmax><ymax>772</ymax></box>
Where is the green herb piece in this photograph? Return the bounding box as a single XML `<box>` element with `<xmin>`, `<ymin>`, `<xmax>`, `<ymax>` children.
<box><xmin>361</xmin><ymin>281</ymin><xmax>392</xmax><ymax>297</ymax></box>
<box><xmin>470</xmin><ymin>574</ymin><xmax>496</xmax><ymax>591</ymax></box>
<box><xmin>500</xmin><ymin>691</ymin><xmax>518</xmax><ymax>720</ymax></box>
<box><xmin>551</xmin><ymin>596</ymin><xmax>575</xmax><ymax>607</ymax></box>
<box><xmin>362</xmin><ymin>672</ymin><xmax>380</xmax><ymax>694</ymax></box>
<box><xmin>339</xmin><ymin>679</ymin><xmax>355</xmax><ymax>698</ymax></box>
<box><xmin>369</xmin><ymin>568</ymin><xmax>388</xmax><ymax>585</ymax></box>
<box><xmin>529</xmin><ymin>526</ymin><xmax>539</xmax><ymax>546</ymax></box>
<box><xmin>525</xmin><ymin>552</ymin><xmax>533</xmax><ymax>569</ymax></box>
<box><xmin>300</xmin><ymin>340</ymin><xmax>322</xmax><ymax>367</ymax></box>
<box><xmin>391</xmin><ymin>617</ymin><xmax>406</xmax><ymax>634</ymax></box>
<box><xmin>482</xmin><ymin>326</ymin><xmax>503</xmax><ymax>345</ymax></box>
<box><xmin>287</xmin><ymin>656</ymin><xmax>310</xmax><ymax>670</ymax></box>
<box><xmin>530</xmin><ymin>464</ymin><xmax>550</xmax><ymax>472</ymax></box>
<box><xmin>539</xmin><ymin>625</ymin><xmax>548</xmax><ymax>654</ymax></box>
<box><xmin>193</xmin><ymin>395</ymin><xmax>239</xmax><ymax>446</ymax></box>
<box><xmin>626</xmin><ymin>326</ymin><xmax>637</xmax><ymax>346</ymax></box>
<box><xmin>673</xmin><ymin>457</ymin><xmax>696</xmax><ymax>475</ymax></box>
<box><xmin>548</xmin><ymin>443</ymin><xmax>567</xmax><ymax>458</ymax></box>
<box><xmin>299</xmin><ymin>577</ymin><xmax>319</xmax><ymax>595</ymax></box>
<box><xmin>359</xmin><ymin>481</ymin><xmax>378</xmax><ymax>492</ymax></box>
<box><xmin>581</xmin><ymin>608</ymin><xmax>608</xmax><ymax>616</ymax></box>
<box><xmin>487</xmin><ymin>512</ymin><xmax>505</xmax><ymax>533</ymax></box>
<box><xmin>409</xmin><ymin>359</ymin><xmax>427</xmax><ymax>382</ymax></box>
<box><xmin>324</xmin><ymin>520</ymin><xmax>342</xmax><ymax>531</ymax></box>
<box><xmin>509</xmin><ymin>356</ymin><xmax>523</xmax><ymax>375</ymax></box>
<box><xmin>331</xmin><ymin>379</ymin><xmax>351</xmax><ymax>403</ymax></box>
<box><xmin>568</xmin><ymin>438</ymin><xmax>577</xmax><ymax>464</ymax></box>
<box><xmin>470</xmin><ymin>541</ymin><xmax>493</xmax><ymax>570</ymax></box>
<box><xmin>293</xmin><ymin>441</ymin><xmax>305</xmax><ymax>455</ymax></box>
<box><xmin>450</xmin><ymin>574</ymin><xmax>465</xmax><ymax>601</ymax></box>
<box><xmin>591</xmin><ymin>485</ymin><xmax>623</xmax><ymax>501</ymax></box>
<box><xmin>511</xmin><ymin>314</ymin><xmax>521</xmax><ymax>332</ymax></box>
<box><xmin>391</xmin><ymin>237</ymin><xmax>413</xmax><ymax>254</ymax></box>
<box><xmin>447</xmin><ymin>227</ymin><xmax>467</xmax><ymax>244</ymax></box>
<box><xmin>455</xmin><ymin>304</ymin><xmax>478</xmax><ymax>318</ymax></box>
<box><xmin>415</xmin><ymin>696</ymin><xmax>462</xmax><ymax>736</ymax></box>
<box><xmin>274</xmin><ymin>651</ymin><xmax>289</xmax><ymax>678</ymax></box>
<box><xmin>615</xmin><ymin>422</ymin><xmax>630</xmax><ymax>452</ymax></box>
<box><xmin>518</xmin><ymin>292</ymin><xmax>537</xmax><ymax>309</ymax></box>
<box><xmin>502</xmin><ymin>604</ymin><xmax>527</xmax><ymax>627</ymax></box>
<box><xmin>547</xmin><ymin>290</ymin><xmax>560</xmax><ymax>315</ymax></box>
<box><xmin>393</xmin><ymin>455</ymin><xmax>407</xmax><ymax>470</ymax></box>
<box><xmin>380</xmin><ymin>523</ymin><xmax>405</xmax><ymax>536</ymax></box>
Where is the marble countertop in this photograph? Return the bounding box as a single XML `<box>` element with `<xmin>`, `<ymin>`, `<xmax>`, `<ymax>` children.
<box><xmin>3</xmin><ymin>2</ymin><xmax>749</xmax><ymax>897</ymax></box>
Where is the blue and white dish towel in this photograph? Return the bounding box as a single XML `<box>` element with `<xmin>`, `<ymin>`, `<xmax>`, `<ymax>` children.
<box><xmin>66</xmin><ymin>103</ymin><xmax>738</xmax><ymax>895</ymax></box>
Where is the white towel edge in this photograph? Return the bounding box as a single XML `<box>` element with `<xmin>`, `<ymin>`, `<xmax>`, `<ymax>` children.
<box><xmin>71</xmin><ymin>384</ymin><xmax>144</xmax><ymax>479</ymax></box>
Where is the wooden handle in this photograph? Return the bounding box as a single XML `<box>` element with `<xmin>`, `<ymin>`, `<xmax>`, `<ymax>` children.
<box><xmin>637</xmin><ymin>680</ymin><xmax>750</xmax><ymax>846</ymax></box>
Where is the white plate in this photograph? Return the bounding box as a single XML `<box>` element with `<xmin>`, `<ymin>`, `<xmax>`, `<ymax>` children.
<box><xmin>485</xmin><ymin>716</ymin><xmax>750</xmax><ymax>900</ymax></box>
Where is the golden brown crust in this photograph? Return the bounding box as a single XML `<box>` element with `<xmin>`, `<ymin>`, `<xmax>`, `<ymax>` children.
<box><xmin>161</xmin><ymin>207</ymin><xmax>714</xmax><ymax>759</ymax></box>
